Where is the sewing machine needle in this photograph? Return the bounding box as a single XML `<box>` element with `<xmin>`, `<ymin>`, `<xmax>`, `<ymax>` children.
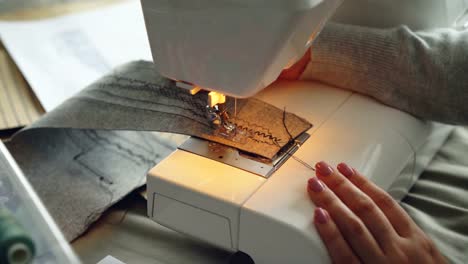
<box><xmin>234</xmin><ymin>98</ymin><xmax>237</xmax><ymax>119</ymax></box>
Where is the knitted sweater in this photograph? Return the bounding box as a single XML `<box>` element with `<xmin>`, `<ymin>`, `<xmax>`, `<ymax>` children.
<box><xmin>301</xmin><ymin>23</ymin><xmax>468</xmax><ymax>125</ymax></box>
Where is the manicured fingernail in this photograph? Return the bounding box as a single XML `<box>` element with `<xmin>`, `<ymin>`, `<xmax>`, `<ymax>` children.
<box><xmin>315</xmin><ymin>161</ymin><xmax>333</xmax><ymax>176</ymax></box>
<box><xmin>314</xmin><ymin>207</ymin><xmax>328</xmax><ymax>224</ymax></box>
<box><xmin>337</xmin><ymin>163</ymin><xmax>354</xmax><ymax>178</ymax></box>
<box><xmin>308</xmin><ymin>177</ymin><xmax>325</xmax><ymax>192</ymax></box>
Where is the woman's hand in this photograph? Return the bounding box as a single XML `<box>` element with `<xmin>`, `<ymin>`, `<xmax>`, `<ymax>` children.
<box><xmin>307</xmin><ymin>161</ymin><xmax>447</xmax><ymax>264</ymax></box>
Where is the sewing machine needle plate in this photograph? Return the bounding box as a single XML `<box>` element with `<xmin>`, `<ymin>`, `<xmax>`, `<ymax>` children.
<box><xmin>178</xmin><ymin>133</ymin><xmax>310</xmax><ymax>178</ymax></box>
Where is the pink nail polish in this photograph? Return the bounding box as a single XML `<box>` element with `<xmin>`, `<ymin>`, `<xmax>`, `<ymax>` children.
<box><xmin>314</xmin><ymin>207</ymin><xmax>328</xmax><ymax>224</ymax></box>
<box><xmin>308</xmin><ymin>177</ymin><xmax>324</xmax><ymax>192</ymax></box>
<box><xmin>315</xmin><ymin>161</ymin><xmax>333</xmax><ymax>176</ymax></box>
<box><xmin>337</xmin><ymin>163</ymin><xmax>354</xmax><ymax>178</ymax></box>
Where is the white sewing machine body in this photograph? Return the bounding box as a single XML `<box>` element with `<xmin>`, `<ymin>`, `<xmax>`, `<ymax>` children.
<box><xmin>147</xmin><ymin>81</ymin><xmax>451</xmax><ymax>263</ymax></box>
<box><xmin>140</xmin><ymin>0</ymin><xmax>342</xmax><ymax>98</ymax></box>
<box><xmin>142</xmin><ymin>0</ymin><xmax>462</xmax><ymax>262</ymax></box>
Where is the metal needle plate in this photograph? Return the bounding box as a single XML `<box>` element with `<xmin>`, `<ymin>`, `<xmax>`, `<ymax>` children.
<box><xmin>178</xmin><ymin>133</ymin><xmax>310</xmax><ymax>178</ymax></box>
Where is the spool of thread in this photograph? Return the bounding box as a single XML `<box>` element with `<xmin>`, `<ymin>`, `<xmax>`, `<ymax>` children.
<box><xmin>0</xmin><ymin>209</ymin><xmax>35</xmax><ymax>264</ymax></box>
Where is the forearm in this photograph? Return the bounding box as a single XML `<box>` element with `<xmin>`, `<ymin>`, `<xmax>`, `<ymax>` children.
<box><xmin>301</xmin><ymin>23</ymin><xmax>468</xmax><ymax>125</ymax></box>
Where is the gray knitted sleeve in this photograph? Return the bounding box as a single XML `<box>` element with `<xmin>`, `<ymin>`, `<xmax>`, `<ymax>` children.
<box><xmin>301</xmin><ymin>23</ymin><xmax>468</xmax><ymax>125</ymax></box>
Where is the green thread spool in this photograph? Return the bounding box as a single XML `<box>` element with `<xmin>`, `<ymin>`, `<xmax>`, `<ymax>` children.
<box><xmin>0</xmin><ymin>209</ymin><xmax>35</xmax><ymax>264</ymax></box>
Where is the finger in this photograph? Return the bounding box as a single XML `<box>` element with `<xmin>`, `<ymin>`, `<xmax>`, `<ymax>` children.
<box><xmin>337</xmin><ymin>163</ymin><xmax>415</xmax><ymax>237</ymax></box>
<box><xmin>314</xmin><ymin>207</ymin><xmax>360</xmax><ymax>264</ymax></box>
<box><xmin>308</xmin><ymin>177</ymin><xmax>384</xmax><ymax>261</ymax></box>
<box><xmin>314</xmin><ymin>161</ymin><xmax>399</xmax><ymax>249</ymax></box>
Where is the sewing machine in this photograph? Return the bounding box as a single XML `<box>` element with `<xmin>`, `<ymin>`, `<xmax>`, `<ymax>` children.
<box><xmin>141</xmin><ymin>0</ymin><xmax>455</xmax><ymax>263</ymax></box>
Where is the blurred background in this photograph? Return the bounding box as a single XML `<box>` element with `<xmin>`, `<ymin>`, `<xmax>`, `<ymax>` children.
<box><xmin>0</xmin><ymin>0</ymin><xmax>99</xmax><ymax>16</ymax></box>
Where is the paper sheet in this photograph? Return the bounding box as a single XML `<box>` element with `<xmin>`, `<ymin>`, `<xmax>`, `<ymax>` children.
<box><xmin>0</xmin><ymin>0</ymin><xmax>152</xmax><ymax>112</ymax></box>
<box><xmin>6</xmin><ymin>61</ymin><xmax>311</xmax><ymax>240</ymax></box>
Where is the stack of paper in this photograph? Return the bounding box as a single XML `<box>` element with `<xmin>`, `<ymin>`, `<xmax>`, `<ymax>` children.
<box><xmin>0</xmin><ymin>45</ymin><xmax>43</xmax><ymax>130</ymax></box>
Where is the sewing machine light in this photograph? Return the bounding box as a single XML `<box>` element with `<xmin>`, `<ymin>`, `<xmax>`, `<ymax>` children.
<box><xmin>176</xmin><ymin>81</ymin><xmax>225</xmax><ymax>106</ymax></box>
<box><xmin>208</xmin><ymin>92</ymin><xmax>226</xmax><ymax>108</ymax></box>
<box><xmin>189</xmin><ymin>86</ymin><xmax>202</xmax><ymax>95</ymax></box>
